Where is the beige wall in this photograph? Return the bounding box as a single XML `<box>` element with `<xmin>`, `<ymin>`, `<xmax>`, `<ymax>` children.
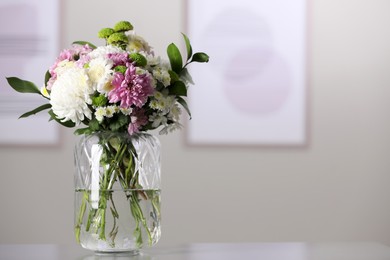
<box><xmin>1</xmin><ymin>0</ymin><xmax>390</xmax><ymax>246</ymax></box>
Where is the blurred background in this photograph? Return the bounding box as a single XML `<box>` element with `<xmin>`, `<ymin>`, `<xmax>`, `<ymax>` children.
<box><xmin>1</xmin><ymin>0</ymin><xmax>390</xmax><ymax>247</ymax></box>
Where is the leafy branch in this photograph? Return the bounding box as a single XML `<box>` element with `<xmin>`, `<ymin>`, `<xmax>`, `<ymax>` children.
<box><xmin>166</xmin><ymin>33</ymin><xmax>209</xmax><ymax>119</ymax></box>
<box><xmin>167</xmin><ymin>33</ymin><xmax>209</xmax><ymax>75</ymax></box>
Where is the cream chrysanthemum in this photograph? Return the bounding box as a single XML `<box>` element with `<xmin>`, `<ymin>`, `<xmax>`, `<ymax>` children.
<box><xmin>120</xmin><ymin>107</ymin><xmax>132</xmax><ymax>115</ymax></box>
<box><xmin>50</xmin><ymin>67</ymin><xmax>93</xmax><ymax>124</ymax></box>
<box><xmin>126</xmin><ymin>32</ymin><xmax>152</xmax><ymax>54</ymax></box>
<box><xmin>105</xmin><ymin>106</ymin><xmax>116</xmax><ymax>118</ymax></box>
<box><xmin>95</xmin><ymin>107</ymin><xmax>106</xmax><ymax>122</ymax></box>
<box><xmin>88</xmin><ymin>57</ymin><xmax>114</xmax><ymax>94</ymax></box>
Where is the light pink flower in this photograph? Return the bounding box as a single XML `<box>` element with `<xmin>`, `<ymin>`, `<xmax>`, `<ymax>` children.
<box><xmin>128</xmin><ymin>108</ymin><xmax>148</xmax><ymax>135</ymax></box>
<box><xmin>108</xmin><ymin>53</ymin><xmax>129</xmax><ymax>66</ymax></box>
<box><xmin>47</xmin><ymin>44</ymin><xmax>93</xmax><ymax>90</ymax></box>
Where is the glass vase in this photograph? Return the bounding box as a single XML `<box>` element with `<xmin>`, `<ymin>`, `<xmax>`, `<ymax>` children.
<box><xmin>74</xmin><ymin>132</ymin><xmax>161</xmax><ymax>254</ymax></box>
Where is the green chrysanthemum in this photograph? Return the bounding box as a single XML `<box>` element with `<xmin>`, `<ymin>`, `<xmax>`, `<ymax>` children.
<box><xmin>114</xmin><ymin>65</ymin><xmax>127</xmax><ymax>74</ymax></box>
<box><xmin>114</xmin><ymin>21</ymin><xmax>133</xmax><ymax>32</ymax></box>
<box><xmin>92</xmin><ymin>94</ymin><xmax>108</xmax><ymax>107</ymax></box>
<box><xmin>98</xmin><ymin>28</ymin><xmax>115</xmax><ymax>39</ymax></box>
<box><xmin>107</xmin><ymin>32</ymin><xmax>129</xmax><ymax>49</ymax></box>
<box><xmin>129</xmin><ymin>53</ymin><xmax>147</xmax><ymax>67</ymax></box>
<box><xmin>107</xmin><ymin>32</ymin><xmax>128</xmax><ymax>44</ymax></box>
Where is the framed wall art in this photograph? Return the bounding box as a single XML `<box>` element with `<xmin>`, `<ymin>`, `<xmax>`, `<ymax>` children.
<box><xmin>185</xmin><ymin>0</ymin><xmax>308</xmax><ymax>146</ymax></box>
<box><xmin>0</xmin><ymin>0</ymin><xmax>60</xmax><ymax>145</ymax></box>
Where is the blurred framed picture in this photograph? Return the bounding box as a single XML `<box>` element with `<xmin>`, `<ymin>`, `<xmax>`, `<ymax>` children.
<box><xmin>0</xmin><ymin>0</ymin><xmax>60</xmax><ymax>146</ymax></box>
<box><xmin>185</xmin><ymin>0</ymin><xmax>308</xmax><ymax>146</ymax></box>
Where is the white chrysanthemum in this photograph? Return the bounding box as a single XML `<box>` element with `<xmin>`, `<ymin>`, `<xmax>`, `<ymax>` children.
<box><xmin>88</xmin><ymin>57</ymin><xmax>114</xmax><ymax>93</ymax></box>
<box><xmin>168</xmin><ymin>104</ymin><xmax>181</xmax><ymax>121</ymax></box>
<box><xmin>120</xmin><ymin>107</ymin><xmax>132</xmax><ymax>115</ymax></box>
<box><xmin>149</xmin><ymin>100</ymin><xmax>160</xmax><ymax>110</ymax></box>
<box><xmin>105</xmin><ymin>106</ymin><xmax>116</xmax><ymax>118</ymax></box>
<box><xmin>50</xmin><ymin>67</ymin><xmax>93</xmax><ymax>124</ymax></box>
<box><xmin>165</xmin><ymin>96</ymin><xmax>176</xmax><ymax>109</ymax></box>
<box><xmin>153</xmin><ymin>66</ymin><xmax>171</xmax><ymax>87</ymax></box>
<box><xmin>155</xmin><ymin>99</ymin><xmax>167</xmax><ymax>112</ymax></box>
<box><xmin>150</xmin><ymin>93</ymin><xmax>176</xmax><ymax>113</ymax></box>
<box><xmin>126</xmin><ymin>32</ymin><xmax>152</xmax><ymax>54</ymax></box>
<box><xmin>150</xmin><ymin>76</ymin><xmax>157</xmax><ymax>88</ymax></box>
<box><xmin>135</xmin><ymin>67</ymin><xmax>147</xmax><ymax>75</ymax></box>
<box><xmin>146</xmin><ymin>54</ymin><xmax>160</xmax><ymax>67</ymax></box>
<box><xmin>95</xmin><ymin>107</ymin><xmax>106</xmax><ymax>122</ymax></box>
<box><xmin>113</xmin><ymin>106</ymin><xmax>120</xmax><ymax>113</ymax></box>
<box><xmin>54</xmin><ymin>60</ymin><xmax>75</xmax><ymax>77</ymax></box>
<box><xmin>88</xmin><ymin>45</ymin><xmax>125</xmax><ymax>59</ymax></box>
<box><xmin>149</xmin><ymin>112</ymin><xmax>168</xmax><ymax>128</ymax></box>
<box><xmin>153</xmin><ymin>91</ymin><xmax>163</xmax><ymax>100</ymax></box>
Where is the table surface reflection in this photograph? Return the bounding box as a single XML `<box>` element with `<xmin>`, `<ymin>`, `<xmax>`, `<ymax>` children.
<box><xmin>1</xmin><ymin>242</ymin><xmax>390</xmax><ymax>260</ymax></box>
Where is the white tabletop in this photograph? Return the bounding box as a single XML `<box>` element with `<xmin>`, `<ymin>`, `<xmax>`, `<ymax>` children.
<box><xmin>1</xmin><ymin>242</ymin><xmax>390</xmax><ymax>260</ymax></box>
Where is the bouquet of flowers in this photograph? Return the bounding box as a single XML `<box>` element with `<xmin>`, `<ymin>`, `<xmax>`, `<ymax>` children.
<box><xmin>7</xmin><ymin>21</ymin><xmax>208</xmax><ymax>251</ymax></box>
<box><xmin>7</xmin><ymin>20</ymin><xmax>208</xmax><ymax>135</ymax></box>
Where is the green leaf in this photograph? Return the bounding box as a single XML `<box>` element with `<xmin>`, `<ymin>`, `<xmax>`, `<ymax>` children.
<box><xmin>74</xmin><ymin>127</ymin><xmax>92</xmax><ymax>135</ymax></box>
<box><xmin>190</xmin><ymin>52</ymin><xmax>210</xmax><ymax>63</ymax></box>
<box><xmin>109</xmin><ymin>113</ymin><xmax>129</xmax><ymax>131</ymax></box>
<box><xmin>181</xmin><ymin>33</ymin><xmax>192</xmax><ymax>61</ymax></box>
<box><xmin>168</xmin><ymin>70</ymin><xmax>180</xmax><ymax>84</ymax></box>
<box><xmin>167</xmin><ymin>43</ymin><xmax>183</xmax><ymax>73</ymax></box>
<box><xmin>180</xmin><ymin>68</ymin><xmax>194</xmax><ymax>85</ymax></box>
<box><xmin>176</xmin><ymin>96</ymin><xmax>192</xmax><ymax>119</ymax></box>
<box><xmin>155</xmin><ymin>81</ymin><xmax>165</xmax><ymax>91</ymax></box>
<box><xmin>19</xmin><ymin>103</ymin><xmax>51</xmax><ymax>119</ymax></box>
<box><xmin>6</xmin><ymin>77</ymin><xmax>41</xmax><ymax>95</ymax></box>
<box><xmin>72</xmin><ymin>41</ymin><xmax>97</xmax><ymax>49</ymax></box>
<box><xmin>89</xmin><ymin>118</ymin><xmax>100</xmax><ymax>131</ymax></box>
<box><xmin>48</xmin><ymin>110</ymin><xmax>76</xmax><ymax>128</ymax></box>
<box><xmin>168</xmin><ymin>81</ymin><xmax>187</xmax><ymax>96</ymax></box>
<box><xmin>44</xmin><ymin>70</ymin><xmax>51</xmax><ymax>86</ymax></box>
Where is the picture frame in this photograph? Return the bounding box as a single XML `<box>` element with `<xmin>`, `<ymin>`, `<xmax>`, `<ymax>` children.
<box><xmin>185</xmin><ymin>0</ymin><xmax>308</xmax><ymax>146</ymax></box>
<box><xmin>0</xmin><ymin>0</ymin><xmax>60</xmax><ymax>146</ymax></box>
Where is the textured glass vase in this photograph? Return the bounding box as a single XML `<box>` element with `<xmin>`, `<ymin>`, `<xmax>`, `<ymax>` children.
<box><xmin>74</xmin><ymin>132</ymin><xmax>161</xmax><ymax>254</ymax></box>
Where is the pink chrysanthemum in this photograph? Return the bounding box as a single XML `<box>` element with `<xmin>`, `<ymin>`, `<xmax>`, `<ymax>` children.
<box><xmin>108</xmin><ymin>63</ymin><xmax>154</xmax><ymax>108</ymax></box>
<box><xmin>108</xmin><ymin>53</ymin><xmax>129</xmax><ymax>66</ymax></box>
